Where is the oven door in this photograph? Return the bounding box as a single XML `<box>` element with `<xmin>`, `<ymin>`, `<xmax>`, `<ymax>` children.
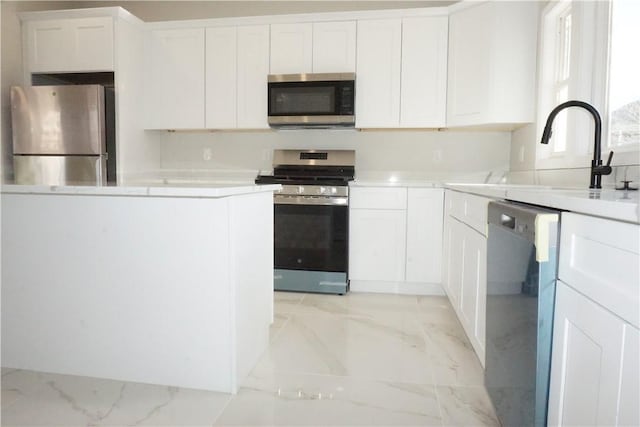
<box><xmin>274</xmin><ymin>199</ymin><xmax>347</xmax><ymax>272</ymax></box>
<box><xmin>273</xmin><ymin>195</ymin><xmax>349</xmax><ymax>294</ymax></box>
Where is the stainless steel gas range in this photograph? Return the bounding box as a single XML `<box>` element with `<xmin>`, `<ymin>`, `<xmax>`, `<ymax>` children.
<box><xmin>255</xmin><ymin>149</ymin><xmax>355</xmax><ymax>294</ymax></box>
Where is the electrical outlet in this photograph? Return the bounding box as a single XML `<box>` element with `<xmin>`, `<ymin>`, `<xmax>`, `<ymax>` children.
<box><xmin>433</xmin><ymin>149</ymin><xmax>443</xmax><ymax>163</ymax></box>
<box><xmin>203</xmin><ymin>148</ymin><xmax>212</xmax><ymax>161</ymax></box>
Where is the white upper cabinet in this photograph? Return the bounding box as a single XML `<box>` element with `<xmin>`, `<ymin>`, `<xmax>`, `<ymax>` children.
<box><xmin>447</xmin><ymin>1</ymin><xmax>537</xmax><ymax>127</ymax></box>
<box><xmin>356</xmin><ymin>16</ymin><xmax>447</xmax><ymax>129</ymax></box>
<box><xmin>25</xmin><ymin>17</ymin><xmax>114</xmax><ymax>73</ymax></box>
<box><xmin>270</xmin><ymin>21</ymin><xmax>356</xmax><ymax>74</ymax></box>
<box><xmin>269</xmin><ymin>23</ymin><xmax>313</xmax><ymax>74</ymax></box>
<box><xmin>146</xmin><ymin>24</ymin><xmax>268</xmax><ymax>130</ymax></box>
<box><xmin>400</xmin><ymin>16</ymin><xmax>448</xmax><ymax>128</ymax></box>
<box><xmin>355</xmin><ymin>19</ymin><xmax>402</xmax><ymax>128</ymax></box>
<box><xmin>312</xmin><ymin>21</ymin><xmax>356</xmax><ymax>73</ymax></box>
<box><xmin>206</xmin><ymin>26</ymin><xmax>237</xmax><ymax>129</ymax></box>
<box><xmin>145</xmin><ymin>28</ymin><xmax>205</xmax><ymax>129</ymax></box>
<box><xmin>237</xmin><ymin>25</ymin><xmax>270</xmax><ymax>129</ymax></box>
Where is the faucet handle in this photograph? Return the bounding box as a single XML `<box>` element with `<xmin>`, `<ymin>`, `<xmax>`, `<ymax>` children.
<box><xmin>606</xmin><ymin>150</ymin><xmax>614</xmax><ymax>166</ymax></box>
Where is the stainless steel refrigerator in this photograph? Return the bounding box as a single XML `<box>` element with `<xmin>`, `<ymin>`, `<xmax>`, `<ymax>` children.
<box><xmin>11</xmin><ymin>84</ymin><xmax>115</xmax><ymax>185</ymax></box>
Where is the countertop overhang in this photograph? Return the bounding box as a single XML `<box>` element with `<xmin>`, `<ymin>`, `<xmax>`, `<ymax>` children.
<box><xmin>348</xmin><ymin>179</ymin><xmax>639</xmax><ymax>224</ymax></box>
<box><xmin>1</xmin><ymin>183</ymin><xmax>281</xmax><ymax>199</ymax></box>
<box><xmin>445</xmin><ymin>183</ymin><xmax>639</xmax><ymax>224</ymax></box>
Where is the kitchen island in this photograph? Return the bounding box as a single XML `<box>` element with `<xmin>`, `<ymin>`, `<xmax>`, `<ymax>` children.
<box><xmin>1</xmin><ymin>183</ymin><xmax>279</xmax><ymax>393</ymax></box>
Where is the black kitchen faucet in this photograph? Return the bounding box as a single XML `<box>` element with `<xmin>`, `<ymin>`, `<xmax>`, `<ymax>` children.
<box><xmin>540</xmin><ymin>100</ymin><xmax>613</xmax><ymax>189</ymax></box>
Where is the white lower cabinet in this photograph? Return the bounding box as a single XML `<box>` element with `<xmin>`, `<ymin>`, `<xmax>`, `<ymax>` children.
<box><xmin>406</xmin><ymin>188</ymin><xmax>443</xmax><ymax>283</ymax></box>
<box><xmin>349</xmin><ymin>209</ymin><xmax>406</xmax><ymax>282</ymax></box>
<box><xmin>548</xmin><ymin>212</ymin><xmax>640</xmax><ymax>426</ymax></box>
<box><xmin>349</xmin><ymin>187</ymin><xmax>443</xmax><ymax>294</ymax></box>
<box><xmin>444</xmin><ymin>216</ymin><xmax>463</xmax><ymax>308</ymax></box>
<box><xmin>548</xmin><ymin>282</ymin><xmax>640</xmax><ymax>426</ymax></box>
<box><xmin>442</xmin><ymin>190</ymin><xmax>490</xmax><ymax>365</ymax></box>
<box><xmin>459</xmin><ymin>224</ymin><xmax>486</xmax><ymax>358</ymax></box>
<box><xmin>444</xmin><ymin>217</ymin><xmax>487</xmax><ymax>365</ymax></box>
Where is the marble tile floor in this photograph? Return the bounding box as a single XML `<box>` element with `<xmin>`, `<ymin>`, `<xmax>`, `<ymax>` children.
<box><xmin>1</xmin><ymin>292</ymin><xmax>498</xmax><ymax>426</ymax></box>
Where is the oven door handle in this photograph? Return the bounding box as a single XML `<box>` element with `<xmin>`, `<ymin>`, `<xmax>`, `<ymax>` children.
<box><xmin>274</xmin><ymin>195</ymin><xmax>348</xmax><ymax>206</ymax></box>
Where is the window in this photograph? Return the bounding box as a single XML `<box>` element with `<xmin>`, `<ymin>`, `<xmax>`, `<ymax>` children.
<box><xmin>552</xmin><ymin>4</ymin><xmax>572</xmax><ymax>153</ymax></box>
<box><xmin>537</xmin><ymin>1</ymin><xmax>573</xmax><ymax>159</ymax></box>
<box><xmin>537</xmin><ymin>0</ymin><xmax>639</xmax><ymax>168</ymax></box>
<box><xmin>607</xmin><ymin>0</ymin><xmax>640</xmax><ymax>149</ymax></box>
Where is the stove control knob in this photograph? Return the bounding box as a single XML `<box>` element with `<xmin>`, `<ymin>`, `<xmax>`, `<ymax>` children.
<box><xmin>319</xmin><ymin>187</ymin><xmax>326</xmax><ymax>194</ymax></box>
<box><xmin>298</xmin><ymin>186</ymin><xmax>304</xmax><ymax>194</ymax></box>
<box><xmin>331</xmin><ymin>187</ymin><xmax>337</xmax><ymax>194</ymax></box>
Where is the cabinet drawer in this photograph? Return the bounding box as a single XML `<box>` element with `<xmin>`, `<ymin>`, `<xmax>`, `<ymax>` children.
<box><xmin>559</xmin><ymin>213</ymin><xmax>640</xmax><ymax>328</ymax></box>
<box><xmin>445</xmin><ymin>190</ymin><xmax>490</xmax><ymax>235</ymax></box>
<box><xmin>464</xmin><ymin>193</ymin><xmax>490</xmax><ymax>235</ymax></box>
<box><xmin>445</xmin><ymin>190</ymin><xmax>466</xmax><ymax>219</ymax></box>
<box><xmin>350</xmin><ymin>187</ymin><xmax>407</xmax><ymax>210</ymax></box>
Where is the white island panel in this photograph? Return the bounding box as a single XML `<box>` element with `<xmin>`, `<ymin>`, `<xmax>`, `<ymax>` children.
<box><xmin>1</xmin><ymin>190</ymin><xmax>274</xmax><ymax>393</ymax></box>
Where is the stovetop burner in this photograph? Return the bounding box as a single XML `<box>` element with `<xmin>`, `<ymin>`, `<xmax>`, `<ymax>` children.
<box><xmin>255</xmin><ymin>149</ymin><xmax>355</xmax><ymax>187</ymax></box>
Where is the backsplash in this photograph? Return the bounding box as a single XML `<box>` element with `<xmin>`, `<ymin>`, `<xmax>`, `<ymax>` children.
<box><xmin>508</xmin><ymin>164</ymin><xmax>640</xmax><ymax>189</ymax></box>
<box><xmin>156</xmin><ymin>129</ymin><xmax>511</xmax><ymax>182</ymax></box>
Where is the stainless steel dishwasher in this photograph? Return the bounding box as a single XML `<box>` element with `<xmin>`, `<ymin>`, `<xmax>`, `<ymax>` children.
<box><xmin>485</xmin><ymin>201</ymin><xmax>560</xmax><ymax>427</ymax></box>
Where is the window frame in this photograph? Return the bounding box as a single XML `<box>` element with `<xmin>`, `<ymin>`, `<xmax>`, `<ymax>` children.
<box><xmin>536</xmin><ymin>0</ymin><xmax>639</xmax><ymax>170</ymax></box>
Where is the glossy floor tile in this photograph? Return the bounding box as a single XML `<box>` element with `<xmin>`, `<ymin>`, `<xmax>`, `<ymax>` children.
<box><xmin>216</xmin><ymin>372</ymin><xmax>441</xmax><ymax>426</ymax></box>
<box><xmin>2</xmin><ymin>292</ymin><xmax>498</xmax><ymax>426</ymax></box>
<box><xmin>1</xmin><ymin>368</ymin><xmax>231</xmax><ymax>426</ymax></box>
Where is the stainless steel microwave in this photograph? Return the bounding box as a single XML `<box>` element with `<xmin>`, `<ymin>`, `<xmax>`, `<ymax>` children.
<box><xmin>267</xmin><ymin>73</ymin><xmax>355</xmax><ymax>128</ymax></box>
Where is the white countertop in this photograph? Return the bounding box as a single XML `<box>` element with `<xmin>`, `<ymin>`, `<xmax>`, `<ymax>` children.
<box><xmin>349</xmin><ymin>177</ymin><xmax>639</xmax><ymax>223</ymax></box>
<box><xmin>1</xmin><ymin>183</ymin><xmax>281</xmax><ymax>198</ymax></box>
<box><xmin>350</xmin><ymin>179</ymin><xmax>441</xmax><ymax>188</ymax></box>
<box><xmin>445</xmin><ymin>183</ymin><xmax>640</xmax><ymax>224</ymax></box>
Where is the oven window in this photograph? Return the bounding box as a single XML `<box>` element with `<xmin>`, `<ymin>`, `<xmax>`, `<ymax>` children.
<box><xmin>269</xmin><ymin>85</ymin><xmax>336</xmax><ymax>115</ymax></box>
<box><xmin>274</xmin><ymin>204</ymin><xmax>347</xmax><ymax>272</ymax></box>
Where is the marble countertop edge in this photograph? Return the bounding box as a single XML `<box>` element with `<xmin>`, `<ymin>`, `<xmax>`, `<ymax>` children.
<box><xmin>1</xmin><ymin>183</ymin><xmax>282</xmax><ymax>199</ymax></box>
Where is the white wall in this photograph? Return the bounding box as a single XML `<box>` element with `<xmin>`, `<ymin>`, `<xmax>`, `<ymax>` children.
<box><xmin>156</xmin><ymin>129</ymin><xmax>511</xmax><ymax>182</ymax></box>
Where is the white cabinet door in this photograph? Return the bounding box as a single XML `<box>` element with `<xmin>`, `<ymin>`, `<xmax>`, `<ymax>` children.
<box><xmin>26</xmin><ymin>17</ymin><xmax>114</xmax><ymax>73</ymax></box>
<box><xmin>26</xmin><ymin>19</ymin><xmax>72</xmax><ymax>72</ymax></box>
<box><xmin>355</xmin><ymin>19</ymin><xmax>401</xmax><ymax>128</ymax></box>
<box><xmin>349</xmin><ymin>209</ymin><xmax>406</xmax><ymax>282</ymax></box>
<box><xmin>548</xmin><ymin>282</ymin><xmax>640</xmax><ymax>426</ymax></box>
<box><xmin>312</xmin><ymin>21</ymin><xmax>356</xmax><ymax>73</ymax></box>
<box><xmin>145</xmin><ymin>28</ymin><xmax>205</xmax><ymax>129</ymax></box>
<box><xmin>206</xmin><ymin>26</ymin><xmax>237</xmax><ymax>128</ymax></box>
<box><xmin>447</xmin><ymin>3</ymin><xmax>491</xmax><ymax>125</ymax></box>
<box><xmin>237</xmin><ymin>25</ymin><xmax>270</xmax><ymax>129</ymax></box>
<box><xmin>446</xmin><ymin>218</ymin><xmax>464</xmax><ymax>309</ymax></box>
<box><xmin>447</xmin><ymin>2</ymin><xmax>537</xmax><ymax>127</ymax></box>
<box><xmin>400</xmin><ymin>16</ymin><xmax>448</xmax><ymax>128</ymax></box>
<box><xmin>619</xmin><ymin>326</ymin><xmax>640</xmax><ymax>426</ymax></box>
<box><xmin>406</xmin><ymin>188</ymin><xmax>443</xmax><ymax>283</ymax></box>
<box><xmin>460</xmin><ymin>225</ymin><xmax>487</xmax><ymax>361</ymax></box>
<box><xmin>73</xmin><ymin>17</ymin><xmax>114</xmax><ymax>71</ymax></box>
<box><xmin>270</xmin><ymin>23</ymin><xmax>312</xmax><ymax>74</ymax></box>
